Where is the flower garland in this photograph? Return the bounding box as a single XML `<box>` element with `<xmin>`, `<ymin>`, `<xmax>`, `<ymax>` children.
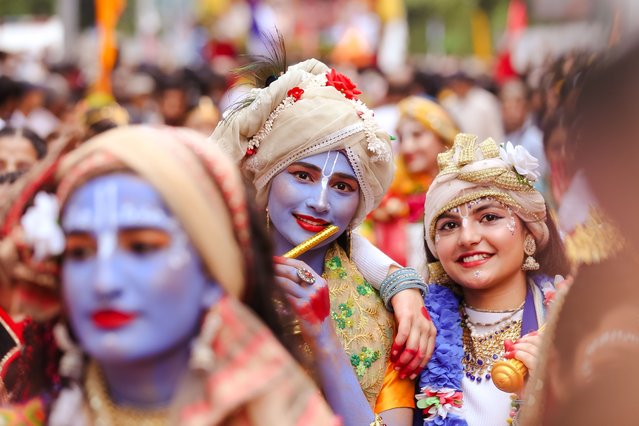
<box><xmin>417</xmin><ymin>284</ymin><xmax>467</xmax><ymax>426</ymax></box>
<box><xmin>418</xmin><ymin>275</ymin><xmax>560</xmax><ymax>425</ymax></box>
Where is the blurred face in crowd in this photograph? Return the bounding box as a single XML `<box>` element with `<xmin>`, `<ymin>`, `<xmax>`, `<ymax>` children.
<box><xmin>19</xmin><ymin>88</ymin><xmax>44</xmax><ymax>114</ymax></box>
<box><xmin>544</xmin><ymin>126</ymin><xmax>568</xmax><ymax>169</ymax></box>
<box><xmin>397</xmin><ymin>116</ymin><xmax>446</xmax><ymax>175</ymax></box>
<box><xmin>448</xmin><ymin>78</ymin><xmax>473</xmax><ymax>97</ymax></box>
<box><xmin>500</xmin><ymin>81</ymin><xmax>529</xmax><ymax>134</ymax></box>
<box><xmin>0</xmin><ymin>134</ymin><xmax>38</xmax><ymax>174</ymax></box>
<box><xmin>159</xmin><ymin>88</ymin><xmax>187</xmax><ymax>126</ymax></box>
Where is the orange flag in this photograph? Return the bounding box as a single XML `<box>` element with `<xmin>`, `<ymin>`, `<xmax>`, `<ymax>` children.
<box><xmin>94</xmin><ymin>0</ymin><xmax>127</xmax><ymax>95</ymax></box>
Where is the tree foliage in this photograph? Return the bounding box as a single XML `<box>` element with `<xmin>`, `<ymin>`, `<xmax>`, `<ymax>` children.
<box><xmin>405</xmin><ymin>0</ymin><xmax>509</xmax><ymax>55</ymax></box>
<box><xmin>0</xmin><ymin>0</ymin><xmax>55</xmax><ymax>17</ymax></box>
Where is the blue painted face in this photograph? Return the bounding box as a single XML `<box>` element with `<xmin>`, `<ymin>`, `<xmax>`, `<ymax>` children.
<box><xmin>61</xmin><ymin>173</ymin><xmax>222</xmax><ymax>364</ymax></box>
<box><xmin>267</xmin><ymin>151</ymin><xmax>360</xmax><ymax>252</ymax></box>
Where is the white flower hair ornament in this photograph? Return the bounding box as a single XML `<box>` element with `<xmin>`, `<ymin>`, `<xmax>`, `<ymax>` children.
<box><xmin>499</xmin><ymin>141</ymin><xmax>540</xmax><ymax>183</ymax></box>
<box><xmin>20</xmin><ymin>192</ymin><xmax>65</xmax><ymax>261</ymax></box>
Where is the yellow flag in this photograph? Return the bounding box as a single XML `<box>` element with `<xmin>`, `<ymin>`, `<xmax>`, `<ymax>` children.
<box><xmin>471</xmin><ymin>8</ymin><xmax>492</xmax><ymax>60</ymax></box>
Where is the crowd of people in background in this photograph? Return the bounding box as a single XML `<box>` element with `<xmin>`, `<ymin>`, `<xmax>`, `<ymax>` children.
<box><xmin>0</xmin><ymin>42</ymin><xmax>600</xmax><ymax>214</ymax></box>
<box><xmin>0</xmin><ymin>8</ymin><xmax>637</xmax><ymax>421</ymax></box>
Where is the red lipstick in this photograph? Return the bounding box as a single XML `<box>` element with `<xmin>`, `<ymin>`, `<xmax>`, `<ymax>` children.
<box><xmin>457</xmin><ymin>251</ymin><xmax>492</xmax><ymax>268</ymax></box>
<box><xmin>293</xmin><ymin>214</ymin><xmax>330</xmax><ymax>233</ymax></box>
<box><xmin>92</xmin><ymin>310</ymin><xmax>137</xmax><ymax>329</ymax></box>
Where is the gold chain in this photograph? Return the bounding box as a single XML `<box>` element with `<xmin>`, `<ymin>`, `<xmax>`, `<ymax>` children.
<box><xmin>461</xmin><ymin>316</ymin><xmax>522</xmax><ymax>383</ymax></box>
<box><xmin>85</xmin><ymin>362</ymin><xmax>169</xmax><ymax>426</ymax></box>
<box><xmin>462</xmin><ymin>299</ymin><xmax>525</xmax><ymax>314</ymax></box>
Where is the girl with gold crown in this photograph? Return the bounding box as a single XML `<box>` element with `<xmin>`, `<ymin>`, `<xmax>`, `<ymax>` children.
<box><xmin>0</xmin><ymin>125</ymin><xmax>338</xmax><ymax>425</ymax></box>
<box><xmin>416</xmin><ymin>133</ymin><xmax>570</xmax><ymax>425</ymax></box>
<box><xmin>212</xmin><ymin>56</ymin><xmax>436</xmax><ymax>425</ymax></box>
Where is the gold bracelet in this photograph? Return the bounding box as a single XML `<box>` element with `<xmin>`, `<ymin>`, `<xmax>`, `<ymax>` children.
<box><xmin>370</xmin><ymin>414</ymin><xmax>386</xmax><ymax>426</ymax></box>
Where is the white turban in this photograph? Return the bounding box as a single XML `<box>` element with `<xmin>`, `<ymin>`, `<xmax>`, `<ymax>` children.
<box><xmin>211</xmin><ymin>59</ymin><xmax>394</xmax><ymax>226</ymax></box>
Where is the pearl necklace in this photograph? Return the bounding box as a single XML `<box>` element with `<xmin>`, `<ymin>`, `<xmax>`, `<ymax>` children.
<box><xmin>463</xmin><ymin>302</ymin><xmax>524</xmax><ymax>328</ymax></box>
<box><xmin>462</xmin><ymin>300</ymin><xmax>525</xmax><ymax>314</ymax></box>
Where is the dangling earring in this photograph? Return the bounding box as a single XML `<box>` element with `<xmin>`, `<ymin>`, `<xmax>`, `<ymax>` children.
<box><xmin>347</xmin><ymin>227</ymin><xmax>353</xmax><ymax>258</ymax></box>
<box><xmin>190</xmin><ymin>308</ymin><xmax>222</xmax><ymax>371</ymax></box>
<box><xmin>265</xmin><ymin>208</ymin><xmax>270</xmax><ymax>234</ymax></box>
<box><xmin>53</xmin><ymin>322</ymin><xmax>84</xmax><ymax>381</ymax></box>
<box><xmin>522</xmin><ymin>235</ymin><xmax>540</xmax><ymax>271</ymax></box>
<box><xmin>428</xmin><ymin>261</ymin><xmax>451</xmax><ymax>284</ymax></box>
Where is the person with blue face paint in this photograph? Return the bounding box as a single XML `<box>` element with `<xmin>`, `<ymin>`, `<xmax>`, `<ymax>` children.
<box><xmin>0</xmin><ymin>126</ymin><xmax>338</xmax><ymax>425</ymax></box>
<box><xmin>213</xmin><ymin>57</ymin><xmax>435</xmax><ymax>426</ymax></box>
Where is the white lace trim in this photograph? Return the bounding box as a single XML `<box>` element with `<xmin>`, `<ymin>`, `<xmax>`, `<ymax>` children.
<box><xmin>247</xmin><ymin>95</ymin><xmax>296</xmax><ymax>151</ymax></box>
<box><xmin>345</xmin><ymin>146</ymin><xmax>374</xmax><ymax>215</ymax></box>
<box><xmin>352</xmin><ymin>99</ymin><xmax>391</xmax><ymax>162</ymax></box>
<box><xmin>245</xmin><ymin>69</ymin><xmax>390</xmax><ymax>162</ymax></box>
<box><xmin>247</xmin><ymin>73</ymin><xmax>327</xmax><ymax>152</ymax></box>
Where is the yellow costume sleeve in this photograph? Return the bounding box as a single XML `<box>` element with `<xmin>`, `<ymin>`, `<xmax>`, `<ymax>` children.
<box><xmin>374</xmin><ymin>361</ymin><xmax>416</xmax><ymax>413</ymax></box>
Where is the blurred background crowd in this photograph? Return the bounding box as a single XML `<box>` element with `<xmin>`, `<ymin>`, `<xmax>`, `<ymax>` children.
<box><xmin>0</xmin><ymin>0</ymin><xmax>637</xmax><ymax>268</ymax></box>
<box><xmin>2</xmin><ymin>2</ymin><xmax>639</xmax><ymax>424</ymax></box>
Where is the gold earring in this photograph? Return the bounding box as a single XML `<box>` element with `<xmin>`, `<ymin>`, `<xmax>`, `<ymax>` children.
<box><xmin>522</xmin><ymin>234</ymin><xmax>540</xmax><ymax>271</ymax></box>
<box><xmin>265</xmin><ymin>208</ymin><xmax>270</xmax><ymax>234</ymax></box>
<box><xmin>428</xmin><ymin>261</ymin><xmax>451</xmax><ymax>284</ymax></box>
<box><xmin>347</xmin><ymin>227</ymin><xmax>353</xmax><ymax>258</ymax></box>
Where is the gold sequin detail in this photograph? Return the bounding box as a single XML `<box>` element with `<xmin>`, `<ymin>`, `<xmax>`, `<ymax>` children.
<box><xmin>324</xmin><ymin>244</ymin><xmax>394</xmax><ymax>407</ymax></box>
<box><xmin>437</xmin><ymin>134</ymin><xmax>505</xmax><ymax>175</ymax></box>
<box><xmin>459</xmin><ymin>168</ymin><xmax>536</xmax><ymax>193</ymax></box>
<box><xmin>457</xmin><ymin>134</ymin><xmax>480</xmax><ymax>166</ymax></box>
<box><xmin>478</xmin><ymin>137</ymin><xmax>500</xmax><ymax>159</ymax></box>
<box><xmin>564</xmin><ymin>208</ymin><xmax>625</xmax><ymax>266</ymax></box>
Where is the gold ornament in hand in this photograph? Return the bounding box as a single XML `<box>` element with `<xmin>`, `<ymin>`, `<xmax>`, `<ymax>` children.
<box><xmin>492</xmin><ymin>325</ymin><xmax>545</xmax><ymax>393</ymax></box>
<box><xmin>491</xmin><ymin>358</ymin><xmax>528</xmax><ymax>393</ymax></box>
<box><xmin>282</xmin><ymin>225</ymin><xmax>339</xmax><ymax>259</ymax></box>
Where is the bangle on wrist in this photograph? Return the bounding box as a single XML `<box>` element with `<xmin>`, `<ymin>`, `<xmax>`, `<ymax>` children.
<box><xmin>380</xmin><ymin>267</ymin><xmax>427</xmax><ymax>311</ymax></box>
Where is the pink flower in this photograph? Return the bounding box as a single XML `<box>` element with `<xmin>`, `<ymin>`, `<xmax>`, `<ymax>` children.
<box><xmin>416</xmin><ymin>387</ymin><xmax>463</xmax><ymax>420</ymax></box>
<box><xmin>544</xmin><ymin>289</ymin><xmax>557</xmax><ymax>306</ymax></box>
<box><xmin>325</xmin><ymin>69</ymin><xmax>362</xmax><ymax>100</ymax></box>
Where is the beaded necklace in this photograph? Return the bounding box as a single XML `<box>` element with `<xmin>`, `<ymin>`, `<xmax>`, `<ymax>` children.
<box><xmin>85</xmin><ymin>362</ymin><xmax>169</xmax><ymax>426</ymax></box>
<box><xmin>461</xmin><ymin>308</ymin><xmax>522</xmax><ymax>383</ymax></box>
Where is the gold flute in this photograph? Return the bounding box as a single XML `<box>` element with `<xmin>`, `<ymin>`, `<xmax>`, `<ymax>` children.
<box><xmin>282</xmin><ymin>225</ymin><xmax>339</xmax><ymax>259</ymax></box>
<box><xmin>492</xmin><ymin>325</ymin><xmax>545</xmax><ymax>393</ymax></box>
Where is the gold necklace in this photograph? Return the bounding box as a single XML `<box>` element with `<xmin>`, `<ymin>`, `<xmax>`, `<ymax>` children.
<box><xmin>85</xmin><ymin>362</ymin><xmax>169</xmax><ymax>426</ymax></box>
<box><xmin>461</xmin><ymin>313</ymin><xmax>522</xmax><ymax>383</ymax></box>
<box><xmin>462</xmin><ymin>299</ymin><xmax>525</xmax><ymax>314</ymax></box>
